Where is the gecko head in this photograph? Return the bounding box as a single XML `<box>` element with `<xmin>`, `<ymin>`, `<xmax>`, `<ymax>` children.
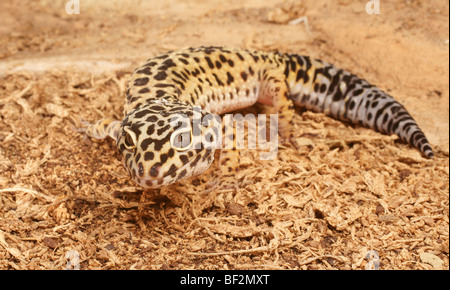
<box><xmin>116</xmin><ymin>101</ymin><xmax>221</xmax><ymax>188</ymax></box>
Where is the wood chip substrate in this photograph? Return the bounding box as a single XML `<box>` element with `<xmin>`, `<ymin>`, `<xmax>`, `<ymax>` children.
<box><xmin>0</xmin><ymin>0</ymin><xmax>448</xmax><ymax>269</ymax></box>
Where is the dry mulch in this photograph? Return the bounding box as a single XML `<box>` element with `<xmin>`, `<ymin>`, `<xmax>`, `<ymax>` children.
<box><xmin>0</xmin><ymin>70</ymin><xmax>448</xmax><ymax>270</ymax></box>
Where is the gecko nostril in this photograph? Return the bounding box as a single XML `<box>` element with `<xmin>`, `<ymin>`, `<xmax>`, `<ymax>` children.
<box><xmin>150</xmin><ymin>163</ymin><xmax>161</xmax><ymax>177</ymax></box>
<box><xmin>138</xmin><ymin>162</ymin><xmax>144</xmax><ymax>177</ymax></box>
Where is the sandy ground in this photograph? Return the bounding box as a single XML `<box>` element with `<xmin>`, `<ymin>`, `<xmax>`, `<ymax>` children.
<box><xmin>0</xmin><ymin>0</ymin><xmax>448</xmax><ymax>270</ymax></box>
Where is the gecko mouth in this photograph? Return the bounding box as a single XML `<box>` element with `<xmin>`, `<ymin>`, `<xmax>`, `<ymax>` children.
<box><xmin>132</xmin><ymin>157</ymin><xmax>212</xmax><ymax>189</ymax></box>
<box><xmin>136</xmin><ymin>174</ymin><xmax>179</xmax><ymax>188</ymax></box>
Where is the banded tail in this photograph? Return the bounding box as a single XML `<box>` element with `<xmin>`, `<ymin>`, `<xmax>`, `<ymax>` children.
<box><xmin>283</xmin><ymin>54</ymin><xmax>434</xmax><ymax>158</ymax></box>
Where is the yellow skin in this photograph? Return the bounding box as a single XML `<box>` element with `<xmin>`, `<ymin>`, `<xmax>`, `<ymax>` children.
<box><xmin>86</xmin><ymin>46</ymin><xmax>433</xmax><ymax>188</ymax></box>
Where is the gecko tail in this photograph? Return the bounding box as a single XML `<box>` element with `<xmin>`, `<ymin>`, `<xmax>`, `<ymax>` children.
<box><xmin>283</xmin><ymin>55</ymin><xmax>434</xmax><ymax>158</ymax></box>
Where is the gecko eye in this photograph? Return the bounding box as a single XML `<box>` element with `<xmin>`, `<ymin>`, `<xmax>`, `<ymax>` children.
<box><xmin>170</xmin><ymin>128</ymin><xmax>193</xmax><ymax>151</ymax></box>
<box><xmin>123</xmin><ymin>127</ymin><xmax>137</xmax><ymax>150</ymax></box>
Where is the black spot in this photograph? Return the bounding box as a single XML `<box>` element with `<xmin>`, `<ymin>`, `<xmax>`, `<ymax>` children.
<box><xmin>248</xmin><ymin>66</ymin><xmax>255</xmax><ymax>76</ymax></box>
<box><xmin>129</xmin><ymin>97</ymin><xmax>140</xmax><ymax>103</ymax></box>
<box><xmin>152</xmin><ymin>133</ymin><xmax>171</xmax><ymax>151</ymax></box>
<box><xmin>165</xmin><ymin>164</ymin><xmax>178</xmax><ymax>178</ymax></box>
<box><xmin>138</xmin><ymin>88</ymin><xmax>150</xmax><ymax>94</ymax></box>
<box><xmin>131</xmin><ymin>122</ymin><xmax>145</xmax><ymax>133</ymax></box>
<box><xmin>154</xmin><ymin>83</ymin><xmax>175</xmax><ymax>88</ymax></box>
<box><xmin>141</xmin><ymin>138</ymin><xmax>152</xmax><ymax>151</ymax></box>
<box><xmin>296</xmin><ymin>69</ymin><xmax>304</xmax><ymax>82</ymax></box>
<box><xmin>312</xmin><ymin>67</ymin><xmax>323</xmax><ymax>83</ymax></box>
<box><xmin>172</xmin><ymin>79</ymin><xmax>186</xmax><ymax>90</ymax></box>
<box><xmin>126</xmin><ymin>88</ymin><xmax>132</xmax><ymax>100</ymax></box>
<box><xmin>290</xmin><ymin>59</ymin><xmax>297</xmax><ymax>72</ymax></box>
<box><xmin>241</xmin><ymin>71</ymin><xmax>248</xmax><ymax>81</ymax></box>
<box><xmin>157</xmin><ymin>124</ymin><xmax>171</xmax><ymax>135</ymax></box>
<box><xmin>156</xmin><ymin>90</ymin><xmax>165</xmax><ymax>98</ymax></box>
<box><xmin>137</xmin><ymin>67</ymin><xmax>152</xmax><ymax>75</ymax></box>
<box><xmin>146</xmin><ymin>115</ymin><xmax>158</xmax><ymax>122</ymax></box>
<box><xmin>192</xmin><ymin>69</ymin><xmax>201</xmax><ymax>77</ymax></box>
<box><xmin>353</xmin><ymin>88</ymin><xmax>364</xmax><ymax>96</ymax></box>
<box><xmin>180</xmin><ymin>71</ymin><xmax>189</xmax><ymax>80</ymax></box>
<box><xmin>219</xmin><ymin>54</ymin><xmax>227</xmax><ymax>63</ymax></box>
<box><xmin>150</xmin><ymin>105</ymin><xmax>165</xmax><ymax>111</ymax></box>
<box><xmin>314</xmin><ymin>83</ymin><xmax>320</xmax><ymax>92</ymax></box>
<box><xmin>155</xmin><ymin>54</ymin><xmax>169</xmax><ymax>59</ymax></box>
<box><xmin>144</xmin><ymin>61</ymin><xmax>157</xmax><ymax>67</ymax></box>
<box><xmin>215</xmin><ymin>61</ymin><xmax>222</xmax><ymax>69</ymax></box>
<box><xmin>213</xmin><ymin>73</ymin><xmax>224</xmax><ymax>86</ymax></box>
<box><xmin>134</xmin><ymin>77</ymin><xmax>149</xmax><ymax>86</ymax></box>
<box><xmin>295</xmin><ymin>55</ymin><xmax>304</xmax><ymax>67</ymax></box>
<box><xmin>194</xmin><ymin>57</ymin><xmax>200</xmax><ymax>63</ymax></box>
<box><xmin>228</xmin><ymin>59</ymin><xmax>234</xmax><ymax>67</ymax></box>
<box><xmin>202</xmin><ymin>149</ymin><xmax>212</xmax><ymax>162</ymax></box>
<box><xmin>144</xmin><ymin>151</ymin><xmax>154</xmax><ymax>161</ymax></box>
<box><xmin>150</xmin><ymin>163</ymin><xmax>160</xmax><ymax>177</ymax></box>
<box><xmin>177</xmin><ymin>169</ymin><xmax>188</xmax><ymax>180</ymax></box>
<box><xmin>332</xmin><ymin>89</ymin><xmax>343</xmax><ymax>102</ymax></box>
<box><xmin>146</xmin><ymin>124</ymin><xmax>155</xmax><ymax>135</ymax></box>
<box><xmin>172</xmin><ymin>71</ymin><xmax>186</xmax><ymax>82</ymax></box>
<box><xmin>226</xmin><ymin>72</ymin><xmax>234</xmax><ymax>85</ymax></box>
<box><xmin>374</xmin><ymin>101</ymin><xmax>396</xmax><ymax>129</ymax></box>
<box><xmin>179</xmin><ymin>154</ymin><xmax>189</xmax><ymax>165</ymax></box>
<box><xmin>204</xmin><ymin>47</ymin><xmax>215</xmax><ymax>54</ymax></box>
<box><xmin>205</xmin><ymin>56</ymin><xmax>214</xmax><ymax>69</ymax></box>
<box><xmin>160</xmin><ymin>153</ymin><xmax>168</xmax><ymax>164</ymax></box>
<box><xmin>154</xmin><ymin>71</ymin><xmax>167</xmax><ymax>81</ymax></box>
<box><xmin>179</xmin><ymin>58</ymin><xmax>189</xmax><ymax>65</ymax></box>
<box><xmin>349</xmin><ymin>100</ymin><xmax>356</xmax><ymax>110</ymax></box>
<box><xmin>301</xmin><ymin>94</ymin><xmax>310</xmax><ymax>103</ymax></box>
<box><xmin>236</xmin><ymin>53</ymin><xmax>244</xmax><ymax>61</ymax></box>
<box><xmin>135</xmin><ymin>109</ymin><xmax>151</xmax><ymax>118</ymax></box>
<box><xmin>303</xmin><ymin>69</ymin><xmax>310</xmax><ymax>83</ymax></box>
<box><xmin>190</xmin><ymin>154</ymin><xmax>202</xmax><ymax>168</ymax></box>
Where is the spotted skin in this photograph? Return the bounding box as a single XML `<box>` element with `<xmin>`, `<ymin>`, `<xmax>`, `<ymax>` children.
<box><xmin>86</xmin><ymin>46</ymin><xmax>434</xmax><ymax>188</ymax></box>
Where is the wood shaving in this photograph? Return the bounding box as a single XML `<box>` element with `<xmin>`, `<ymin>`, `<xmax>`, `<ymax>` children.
<box><xmin>0</xmin><ymin>0</ymin><xmax>448</xmax><ymax>270</ymax></box>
